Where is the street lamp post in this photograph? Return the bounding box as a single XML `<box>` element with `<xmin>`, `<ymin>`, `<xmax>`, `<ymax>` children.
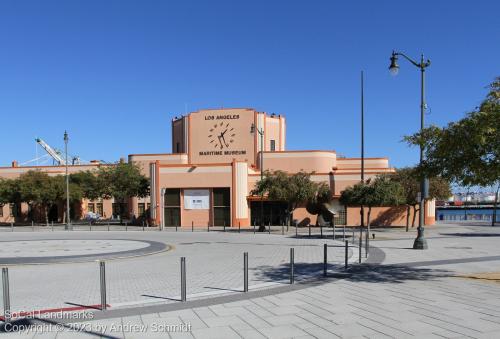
<box><xmin>251</xmin><ymin>123</ymin><xmax>265</xmax><ymax>231</ymax></box>
<box><xmin>64</xmin><ymin>131</ymin><xmax>72</xmax><ymax>230</ymax></box>
<box><xmin>389</xmin><ymin>50</ymin><xmax>431</xmax><ymax>249</ymax></box>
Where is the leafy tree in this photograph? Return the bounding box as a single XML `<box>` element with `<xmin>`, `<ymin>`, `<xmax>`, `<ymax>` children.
<box><xmin>390</xmin><ymin>167</ymin><xmax>451</xmax><ymax>231</ymax></box>
<box><xmin>405</xmin><ymin>77</ymin><xmax>499</xmax><ymax>225</ymax></box>
<box><xmin>0</xmin><ymin>178</ymin><xmax>22</xmax><ymax>220</ymax></box>
<box><xmin>252</xmin><ymin>170</ymin><xmax>330</xmax><ymax>230</ymax></box>
<box><xmin>70</xmin><ymin>171</ymin><xmax>102</xmax><ymax>200</ymax></box>
<box><xmin>340</xmin><ymin>175</ymin><xmax>405</xmax><ymax>232</ymax></box>
<box><xmin>98</xmin><ymin>162</ymin><xmax>149</xmax><ymax>221</ymax></box>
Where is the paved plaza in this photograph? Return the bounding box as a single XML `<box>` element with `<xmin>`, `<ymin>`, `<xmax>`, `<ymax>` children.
<box><xmin>1</xmin><ymin>223</ymin><xmax>500</xmax><ymax>338</ymax></box>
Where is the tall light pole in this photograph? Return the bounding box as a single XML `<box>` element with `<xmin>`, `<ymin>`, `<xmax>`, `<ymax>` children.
<box><xmin>251</xmin><ymin>123</ymin><xmax>265</xmax><ymax>230</ymax></box>
<box><xmin>64</xmin><ymin>131</ymin><xmax>72</xmax><ymax>230</ymax></box>
<box><xmin>389</xmin><ymin>50</ymin><xmax>431</xmax><ymax>249</ymax></box>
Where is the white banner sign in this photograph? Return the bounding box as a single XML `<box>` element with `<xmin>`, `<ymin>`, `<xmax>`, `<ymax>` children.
<box><xmin>184</xmin><ymin>189</ymin><xmax>210</xmax><ymax>210</ymax></box>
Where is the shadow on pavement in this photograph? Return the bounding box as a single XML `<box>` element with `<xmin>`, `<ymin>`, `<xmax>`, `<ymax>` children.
<box><xmin>253</xmin><ymin>262</ymin><xmax>451</xmax><ymax>284</ymax></box>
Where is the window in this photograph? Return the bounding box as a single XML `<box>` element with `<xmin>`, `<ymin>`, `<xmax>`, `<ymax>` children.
<box><xmin>176</xmin><ymin>142</ymin><xmax>181</xmax><ymax>153</ymax></box>
<box><xmin>88</xmin><ymin>203</ymin><xmax>95</xmax><ymax>213</ymax></box>
<box><xmin>112</xmin><ymin>203</ymin><xmax>128</xmax><ymax>218</ymax></box>
<box><xmin>9</xmin><ymin>203</ymin><xmax>14</xmax><ymax>217</ymax></box>
<box><xmin>164</xmin><ymin>189</ymin><xmax>180</xmax><ymax>226</ymax></box>
<box><xmin>96</xmin><ymin>203</ymin><xmax>103</xmax><ymax>216</ymax></box>
<box><xmin>0</xmin><ymin>204</ymin><xmax>3</xmax><ymax>217</ymax></box>
<box><xmin>213</xmin><ymin>188</ymin><xmax>230</xmax><ymax>226</ymax></box>
<box><xmin>270</xmin><ymin>139</ymin><xmax>276</xmax><ymax>151</ymax></box>
<box><xmin>138</xmin><ymin>203</ymin><xmax>145</xmax><ymax>217</ymax></box>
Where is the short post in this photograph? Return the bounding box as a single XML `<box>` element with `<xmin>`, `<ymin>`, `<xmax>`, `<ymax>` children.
<box><xmin>282</xmin><ymin>224</ymin><xmax>284</xmax><ymax>235</ymax></box>
<box><xmin>207</xmin><ymin>221</ymin><xmax>210</xmax><ymax>232</ymax></box>
<box><xmin>243</xmin><ymin>252</ymin><xmax>248</xmax><ymax>292</ymax></box>
<box><xmin>351</xmin><ymin>225</ymin><xmax>353</xmax><ymax>242</ymax></box>
<box><xmin>176</xmin><ymin>224</ymin><xmax>178</xmax><ymax>232</ymax></box>
<box><xmin>2</xmin><ymin>267</ymin><xmax>11</xmax><ymax>323</ymax></box>
<box><xmin>10</xmin><ymin>222</ymin><xmax>13</xmax><ymax>232</ymax></box>
<box><xmin>32</xmin><ymin>221</ymin><xmax>34</xmax><ymax>231</ymax></box>
<box><xmin>192</xmin><ymin>221</ymin><xmax>194</xmax><ymax>232</ymax></box>
<box><xmin>320</xmin><ymin>225</ymin><xmax>323</xmax><ymax>238</ymax></box>
<box><xmin>323</xmin><ymin>244</ymin><xmax>327</xmax><ymax>277</ymax></box>
<box><xmin>253</xmin><ymin>221</ymin><xmax>256</xmax><ymax>234</ymax></box>
<box><xmin>268</xmin><ymin>222</ymin><xmax>271</xmax><ymax>235</ymax></box>
<box><xmin>332</xmin><ymin>221</ymin><xmax>335</xmax><ymax>240</ymax></box>
<box><xmin>180</xmin><ymin>257</ymin><xmax>186</xmax><ymax>302</ymax></box>
<box><xmin>290</xmin><ymin>248</ymin><xmax>295</xmax><ymax>284</ymax></box>
<box><xmin>358</xmin><ymin>226</ymin><xmax>362</xmax><ymax>264</ymax></box>
<box><xmin>223</xmin><ymin>220</ymin><xmax>226</xmax><ymax>232</ymax></box>
<box><xmin>295</xmin><ymin>222</ymin><xmax>298</xmax><ymax>238</ymax></box>
<box><xmin>99</xmin><ymin>261</ymin><xmax>107</xmax><ymax>310</ymax></box>
<box><xmin>344</xmin><ymin>241</ymin><xmax>348</xmax><ymax>269</ymax></box>
<box><xmin>142</xmin><ymin>223</ymin><xmax>145</xmax><ymax>231</ymax></box>
<box><xmin>238</xmin><ymin>222</ymin><xmax>241</xmax><ymax>233</ymax></box>
<box><xmin>365</xmin><ymin>225</ymin><xmax>369</xmax><ymax>258</ymax></box>
<box><xmin>308</xmin><ymin>224</ymin><xmax>311</xmax><ymax>237</ymax></box>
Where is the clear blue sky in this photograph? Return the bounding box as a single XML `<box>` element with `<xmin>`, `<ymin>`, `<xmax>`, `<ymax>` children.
<box><xmin>0</xmin><ymin>0</ymin><xmax>498</xmax><ymax>168</ymax></box>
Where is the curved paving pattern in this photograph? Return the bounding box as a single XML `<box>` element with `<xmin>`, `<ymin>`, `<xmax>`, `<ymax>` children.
<box><xmin>0</xmin><ymin>239</ymin><xmax>169</xmax><ymax>264</ymax></box>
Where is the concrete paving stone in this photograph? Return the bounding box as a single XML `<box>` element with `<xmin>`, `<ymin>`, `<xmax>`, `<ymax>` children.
<box><xmin>227</xmin><ymin>321</ymin><xmax>254</xmax><ymax>332</ymax></box>
<box><xmin>232</xmin><ymin>328</ymin><xmax>266</xmax><ymax>339</ymax></box>
<box><xmin>300</xmin><ymin>324</ymin><xmax>342</xmax><ymax>338</ymax></box>
<box><xmin>192</xmin><ymin>307</ymin><xmax>217</xmax><ymax>319</ymax></box>
<box><xmin>263</xmin><ymin>314</ymin><xmax>308</xmax><ymax>327</ymax></box>
<box><xmin>169</xmin><ymin>331</ymin><xmax>195</xmax><ymax>339</ymax></box>
<box><xmin>258</xmin><ymin>325</ymin><xmax>308</xmax><ymax>339</ymax></box>
<box><xmin>208</xmin><ymin>305</ymin><xmax>247</xmax><ymax>317</ymax></box>
<box><xmin>191</xmin><ymin>326</ymin><xmax>240</xmax><ymax>339</ymax></box>
<box><xmin>355</xmin><ymin>318</ymin><xmax>414</xmax><ymax>338</ymax></box>
<box><xmin>238</xmin><ymin>313</ymin><xmax>273</xmax><ymax>329</ymax></box>
<box><xmin>265</xmin><ymin>305</ymin><xmax>302</xmax><ymax>316</ymax></box>
<box><xmin>177</xmin><ymin>316</ymin><xmax>207</xmax><ymax>331</ymax></box>
<box><xmin>202</xmin><ymin>315</ymin><xmax>246</xmax><ymax>328</ymax></box>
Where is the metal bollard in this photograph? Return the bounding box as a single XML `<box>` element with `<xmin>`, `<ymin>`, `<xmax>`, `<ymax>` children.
<box><xmin>268</xmin><ymin>222</ymin><xmax>271</xmax><ymax>235</ymax></box>
<box><xmin>308</xmin><ymin>224</ymin><xmax>311</xmax><ymax>237</ymax></box>
<box><xmin>282</xmin><ymin>224</ymin><xmax>284</xmax><ymax>235</ymax></box>
<box><xmin>253</xmin><ymin>222</ymin><xmax>256</xmax><ymax>234</ymax></box>
<box><xmin>192</xmin><ymin>221</ymin><xmax>194</xmax><ymax>232</ymax></box>
<box><xmin>207</xmin><ymin>221</ymin><xmax>210</xmax><ymax>232</ymax></box>
<box><xmin>52</xmin><ymin>221</ymin><xmax>54</xmax><ymax>231</ymax></box>
<box><xmin>32</xmin><ymin>221</ymin><xmax>34</xmax><ymax>231</ymax></box>
<box><xmin>358</xmin><ymin>226</ymin><xmax>362</xmax><ymax>264</ymax></box>
<box><xmin>295</xmin><ymin>223</ymin><xmax>298</xmax><ymax>238</ymax></box>
<box><xmin>320</xmin><ymin>225</ymin><xmax>323</xmax><ymax>238</ymax></box>
<box><xmin>99</xmin><ymin>261</ymin><xmax>107</xmax><ymax>310</ymax></box>
<box><xmin>243</xmin><ymin>252</ymin><xmax>248</xmax><ymax>292</ymax></box>
<box><xmin>290</xmin><ymin>248</ymin><xmax>295</xmax><ymax>284</ymax></box>
<box><xmin>142</xmin><ymin>223</ymin><xmax>145</xmax><ymax>231</ymax></box>
<box><xmin>332</xmin><ymin>222</ymin><xmax>335</xmax><ymax>240</ymax></box>
<box><xmin>223</xmin><ymin>221</ymin><xmax>226</xmax><ymax>232</ymax></box>
<box><xmin>345</xmin><ymin>241</ymin><xmax>348</xmax><ymax>269</ymax></box>
<box><xmin>10</xmin><ymin>222</ymin><xmax>13</xmax><ymax>232</ymax></box>
<box><xmin>2</xmin><ymin>267</ymin><xmax>11</xmax><ymax>323</ymax></box>
<box><xmin>176</xmin><ymin>224</ymin><xmax>178</xmax><ymax>232</ymax></box>
<box><xmin>239</xmin><ymin>222</ymin><xmax>241</xmax><ymax>233</ymax></box>
<box><xmin>180</xmin><ymin>257</ymin><xmax>186</xmax><ymax>302</ymax></box>
<box><xmin>323</xmin><ymin>244</ymin><xmax>328</xmax><ymax>277</ymax></box>
<box><xmin>351</xmin><ymin>225</ymin><xmax>353</xmax><ymax>242</ymax></box>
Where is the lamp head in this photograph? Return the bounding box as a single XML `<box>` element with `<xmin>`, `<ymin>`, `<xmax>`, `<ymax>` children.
<box><xmin>63</xmin><ymin>131</ymin><xmax>68</xmax><ymax>142</ymax></box>
<box><xmin>389</xmin><ymin>51</ymin><xmax>399</xmax><ymax>76</ymax></box>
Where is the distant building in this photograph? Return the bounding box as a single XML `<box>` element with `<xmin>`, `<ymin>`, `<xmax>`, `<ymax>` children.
<box><xmin>0</xmin><ymin>108</ymin><xmax>436</xmax><ymax>227</ymax></box>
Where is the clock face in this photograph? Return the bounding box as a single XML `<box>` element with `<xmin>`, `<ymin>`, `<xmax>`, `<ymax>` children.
<box><xmin>208</xmin><ymin>121</ymin><xmax>236</xmax><ymax>149</ymax></box>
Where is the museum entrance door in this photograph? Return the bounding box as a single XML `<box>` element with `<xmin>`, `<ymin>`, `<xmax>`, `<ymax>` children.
<box><xmin>250</xmin><ymin>201</ymin><xmax>288</xmax><ymax>226</ymax></box>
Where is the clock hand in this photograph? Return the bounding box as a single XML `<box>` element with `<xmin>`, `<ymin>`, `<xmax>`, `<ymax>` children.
<box><xmin>221</xmin><ymin>134</ymin><xmax>229</xmax><ymax>147</ymax></box>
